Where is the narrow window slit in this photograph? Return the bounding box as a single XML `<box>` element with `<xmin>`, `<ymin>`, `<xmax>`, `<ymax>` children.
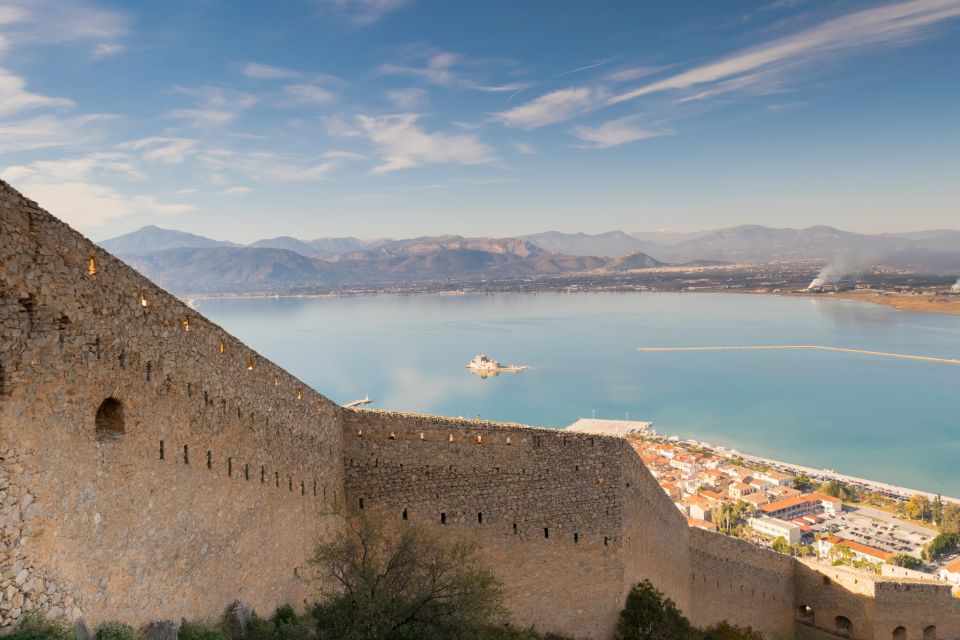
<box><xmin>359</xmin><ymin>498</ymin><xmax>365</xmax><ymax>510</ymax></box>
<box><xmin>206</xmin><ymin>451</ymin><xmax>212</xmax><ymax>469</ymax></box>
<box><xmin>183</xmin><ymin>445</ymin><xmax>189</xmax><ymax>465</ymax></box>
<box><xmin>478</xmin><ymin>512</ymin><xmax>483</xmax><ymax>525</ymax></box>
<box><xmin>403</xmin><ymin>508</ymin><xmax>408</xmax><ymax>520</ymax></box>
<box><xmin>544</xmin><ymin>527</ymin><xmax>549</xmax><ymax>539</ymax></box>
<box><xmin>440</xmin><ymin>512</ymin><xmax>446</xmax><ymax>524</ymax></box>
<box><xmin>159</xmin><ymin>440</ymin><xmax>165</xmax><ymax>460</ymax></box>
<box><xmin>513</xmin><ymin>523</ymin><xmax>518</xmax><ymax>534</ymax></box>
<box><xmin>574</xmin><ymin>532</ymin><xmax>579</xmax><ymax>543</ymax></box>
<box><xmin>228</xmin><ymin>457</ymin><xmax>233</xmax><ymax>477</ymax></box>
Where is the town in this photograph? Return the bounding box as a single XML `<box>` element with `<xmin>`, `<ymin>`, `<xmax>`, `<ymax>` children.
<box><xmin>627</xmin><ymin>430</ymin><xmax>960</xmax><ymax>590</ymax></box>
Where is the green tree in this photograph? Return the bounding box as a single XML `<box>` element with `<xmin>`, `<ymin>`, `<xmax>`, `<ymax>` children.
<box><xmin>933</xmin><ymin>495</ymin><xmax>944</xmax><ymax>527</ymax></box>
<box><xmin>771</xmin><ymin>537</ymin><xmax>791</xmax><ymax>555</ymax></box>
<box><xmin>717</xmin><ymin>501</ymin><xmax>753</xmax><ymax>536</ymax></box>
<box><xmin>820</xmin><ymin>481</ymin><xmax>843</xmax><ymax>498</ymax></box>
<box><xmin>614</xmin><ymin>580</ymin><xmax>697</xmax><ymax>640</ymax></box>
<box><xmin>923</xmin><ymin>532</ymin><xmax>959</xmax><ymax>561</ymax></box>
<box><xmin>792</xmin><ymin>474</ymin><xmax>814</xmax><ymax>492</ymax></box>
<box><xmin>906</xmin><ymin>495</ymin><xmax>933</xmax><ymax>522</ymax></box>
<box><xmin>940</xmin><ymin>503</ymin><xmax>960</xmax><ymax>534</ymax></box>
<box><xmin>311</xmin><ymin>517</ymin><xmax>504</xmax><ymax>640</ymax></box>
<box><xmin>701</xmin><ymin>621</ymin><xmax>764</xmax><ymax>640</ymax></box>
<box><xmin>887</xmin><ymin>554</ymin><xmax>923</xmax><ymax>570</ymax></box>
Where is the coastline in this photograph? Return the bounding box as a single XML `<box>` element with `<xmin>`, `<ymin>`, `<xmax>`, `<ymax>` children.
<box><xmin>652</xmin><ymin>430</ymin><xmax>959</xmax><ymax>505</ymax></box>
<box><xmin>820</xmin><ymin>290</ymin><xmax>960</xmax><ymax>317</ymax></box>
<box><xmin>181</xmin><ymin>287</ymin><xmax>960</xmax><ymax>318</ymax></box>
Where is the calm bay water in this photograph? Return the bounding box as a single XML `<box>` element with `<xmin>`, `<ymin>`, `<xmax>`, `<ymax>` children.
<box><xmin>197</xmin><ymin>292</ymin><xmax>960</xmax><ymax>495</ymax></box>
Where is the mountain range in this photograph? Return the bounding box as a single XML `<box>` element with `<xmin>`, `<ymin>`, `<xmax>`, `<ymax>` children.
<box><xmin>97</xmin><ymin>224</ymin><xmax>959</xmax><ymax>294</ymax></box>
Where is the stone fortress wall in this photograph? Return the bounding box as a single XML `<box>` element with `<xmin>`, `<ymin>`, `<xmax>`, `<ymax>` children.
<box><xmin>0</xmin><ymin>182</ymin><xmax>343</xmax><ymax>628</ymax></box>
<box><xmin>2</xmin><ymin>178</ymin><xmax>960</xmax><ymax>639</ymax></box>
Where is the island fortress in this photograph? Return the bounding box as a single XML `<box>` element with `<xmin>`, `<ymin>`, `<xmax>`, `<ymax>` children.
<box><xmin>0</xmin><ymin>178</ymin><xmax>957</xmax><ymax>640</ymax></box>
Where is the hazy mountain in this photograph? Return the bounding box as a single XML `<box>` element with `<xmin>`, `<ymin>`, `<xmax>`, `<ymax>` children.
<box><xmin>651</xmin><ymin>225</ymin><xmax>909</xmax><ymax>263</ymax></box>
<box><xmin>306</xmin><ymin>237</ymin><xmax>369</xmax><ymax>257</ymax></box>
<box><xmin>126</xmin><ymin>247</ymin><xmax>333</xmax><ymax>293</ymax></box>
<box><xmin>99</xmin><ymin>225</ymin><xmax>236</xmax><ymax>254</ymax></box>
<box><xmin>248</xmin><ymin>236</ymin><xmax>326</xmax><ymax>257</ymax></box>
<box><xmin>102</xmin><ymin>224</ymin><xmax>960</xmax><ymax>293</ymax></box>
<box><xmin>629</xmin><ymin>230</ymin><xmax>715</xmax><ymax>246</ymax></box>
<box><xmin>521</xmin><ymin>231</ymin><xmax>659</xmax><ymax>258</ymax></box>
<box><xmin>604</xmin><ymin>252</ymin><xmax>666</xmax><ymax>270</ymax></box>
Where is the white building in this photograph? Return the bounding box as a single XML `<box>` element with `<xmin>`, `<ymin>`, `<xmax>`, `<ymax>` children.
<box><xmin>749</xmin><ymin>516</ymin><xmax>802</xmax><ymax>545</ymax></box>
<box><xmin>939</xmin><ymin>558</ymin><xmax>960</xmax><ymax>585</ymax></box>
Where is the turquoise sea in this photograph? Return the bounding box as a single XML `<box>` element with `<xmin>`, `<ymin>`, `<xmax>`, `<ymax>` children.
<box><xmin>197</xmin><ymin>292</ymin><xmax>960</xmax><ymax>495</ymax></box>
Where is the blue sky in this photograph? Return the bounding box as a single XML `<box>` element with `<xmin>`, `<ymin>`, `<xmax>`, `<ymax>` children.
<box><xmin>1</xmin><ymin>0</ymin><xmax>959</xmax><ymax>242</ymax></box>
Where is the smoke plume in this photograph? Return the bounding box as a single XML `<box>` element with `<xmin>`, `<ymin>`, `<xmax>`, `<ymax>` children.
<box><xmin>952</xmin><ymin>279</ymin><xmax>960</xmax><ymax>292</ymax></box>
<box><xmin>807</xmin><ymin>251</ymin><xmax>883</xmax><ymax>289</ymax></box>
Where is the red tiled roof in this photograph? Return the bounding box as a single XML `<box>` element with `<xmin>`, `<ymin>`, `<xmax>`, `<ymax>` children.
<box><xmin>826</xmin><ymin>535</ymin><xmax>892</xmax><ymax>561</ymax></box>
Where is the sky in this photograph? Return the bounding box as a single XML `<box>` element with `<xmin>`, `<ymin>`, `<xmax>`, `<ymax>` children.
<box><xmin>1</xmin><ymin>0</ymin><xmax>959</xmax><ymax>243</ymax></box>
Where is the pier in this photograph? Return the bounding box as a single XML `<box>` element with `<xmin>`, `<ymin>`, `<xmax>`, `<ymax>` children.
<box><xmin>636</xmin><ymin>345</ymin><xmax>960</xmax><ymax>365</ymax></box>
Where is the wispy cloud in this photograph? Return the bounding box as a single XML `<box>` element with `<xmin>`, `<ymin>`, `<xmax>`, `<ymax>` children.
<box><xmin>283</xmin><ymin>83</ymin><xmax>337</xmax><ymax>106</ymax></box>
<box><xmin>511</xmin><ymin>141</ymin><xmax>537</xmax><ymax>155</ymax></box>
<box><xmin>1</xmin><ymin>154</ymin><xmax>192</xmax><ymax>227</ymax></box>
<box><xmin>495</xmin><ymin>87</ymin><xmax>605</xmax><ymax>129</ymax></box>
<box><xmin>220</xmin><ymin>186</ymin><xmax>253</xmax><ymax>196</ymax></box>
<box><xmin>0</xmin><ymin>0</ymin><xmax>128</xmax><ymax>56</ymax></box>
<box><xmin>243</xmin><ymin>62</ymin><xmax>300</xmax><ymax>80</ymax></box>
<box><xmin>0</xmin><ymin>114</ymin><xmax>112</xmax><ymax>153</ymax></box>
<box><xmin>385</xmin><ymin>87</ymin><xmax>427</xmax><ymax>109</ymax></box>
<box><xmin>166</xmin><ymin>85</ymin><xmax>257</xmax><ymax>127</ymax></box>
<box><xmin>610</xmin><ymin>0</ymin><xmax>960</xmax><ymax>105</ymax></box>
<box><xmin>571</xmin><ymin>115</ymin><xmax>673</xmax><ymax>148</ymax></box>
<box><xmin>381</xmin><ymin>50</ymin><xmax>531</xmax><ymax>93</ymax></box>
<box><xmin>117</xmin><ymin>137</ymin><xmax>199</xmax><ymax>165</ymax></box>
<box><xmin>555</xmin><ymin>56</ymin><xmax>619</xmax><ymax>78</ymax></box>
<box><xmin>0</xmin><ymin>67</ymin><xmax>73</xmax><ymax>117</ymax></box>
<box><xmin>314</xmin><ymin>0</ymin><xmax>410</xmax><ymax>26</ymax></box>
<box><xmin>352</xmin><ymin>113</ymin><xmax>495</xmax><ymax>173</ymax></box>
<box><xmin>91</xmin><ymin>42</ymin><xmax>124</xmax><ymax>58</ymax></box>
<box><xmin>196</xmin><ymin>148</ymin><xmax>363</xmax><ymax>182</ymax></box>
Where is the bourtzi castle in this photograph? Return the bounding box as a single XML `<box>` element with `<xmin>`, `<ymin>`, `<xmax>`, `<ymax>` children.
<box><xmin>1</xmin><ymin>179</ymin><xmax>958</xmax><ymax>640</ymax></box>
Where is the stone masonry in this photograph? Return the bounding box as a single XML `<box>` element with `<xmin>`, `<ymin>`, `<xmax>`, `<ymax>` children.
<box><xmin>2</xmin><ymin>178</ymin><xmax>960</xmax><ymax>639</ymax></box>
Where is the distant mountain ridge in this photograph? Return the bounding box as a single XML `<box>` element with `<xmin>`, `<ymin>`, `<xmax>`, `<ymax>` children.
<box><xmin>98</xmin><ymin>224</ymin><xmax>959</xmax><ymax>294</ymax></box>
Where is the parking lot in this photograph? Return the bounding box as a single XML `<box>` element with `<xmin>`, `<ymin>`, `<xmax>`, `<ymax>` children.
<box><xmin>808</xmin><ymin>506</ymin><xmax>935</xmax><ymax>557</ymax></box>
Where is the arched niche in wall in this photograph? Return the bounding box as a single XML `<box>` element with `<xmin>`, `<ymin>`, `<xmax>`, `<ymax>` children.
<box><xmin>95</xmin><ymin>397</ymin><xmax>125</xmax><ymax>443</ymax></box>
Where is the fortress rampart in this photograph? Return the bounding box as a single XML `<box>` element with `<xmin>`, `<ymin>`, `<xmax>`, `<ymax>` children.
<box><xmin>2</xmin><ymin>178</ymin><xmax>960</xmax><ymax>639</ymax></box>
<box><xmin>1</xmin><ymin>183</ymin><xmax>342</xmax><ymax>627</ymax></box>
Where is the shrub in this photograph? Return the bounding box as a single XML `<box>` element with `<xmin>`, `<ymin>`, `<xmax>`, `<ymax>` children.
<box><xmin>6</xmin><ymin>611</ymin><xmax>77</xmax><ymax>640</ymax></box>
<box><xmin>887</xmin><ymin>554</ymin><xmax>923</xmax><ymax>569</ymax></box>
<box><xmin>178</xmin><ymin>622</ymin><xmax>225</xmax><ymax>640</ymax></box>
<box><xmin>311</xmin><ymin>517</ymin><xmax>504</xmax><ymax>640</ymax></box>
<box><xmin>701</xmin><ymin>621</ymin><xmax>764</xmax><ymax>640</ymax></box>
<box><xmin>923</xmin><ymin>532</ymin><xmax>958</xmax><ymax>561</ymax></box>
<box><xmin>614</xmin><ymin>580</ymin><xmax>697</xmax><ymax>640</ymax></box>
<box><xmin>96</xmin><ymin>622</ymin><xmax>138</xmax><ymax>640</ymax></box>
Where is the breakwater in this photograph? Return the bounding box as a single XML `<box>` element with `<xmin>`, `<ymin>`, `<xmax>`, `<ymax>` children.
<box><xmin>637</xmin><ymin>345</ymin><xmax>960</xmax><ymax>365</ymax></box>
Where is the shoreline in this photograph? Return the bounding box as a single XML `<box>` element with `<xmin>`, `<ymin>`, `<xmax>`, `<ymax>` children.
<box><xmin>181</xmin><ymin>287</ymin><xmax>960</xmax><ymax>318</ymax></box>
<box><xmin>650</xmin><ymin>430</ymin><xmax>959</xmax><ymax>505</ymax></box>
